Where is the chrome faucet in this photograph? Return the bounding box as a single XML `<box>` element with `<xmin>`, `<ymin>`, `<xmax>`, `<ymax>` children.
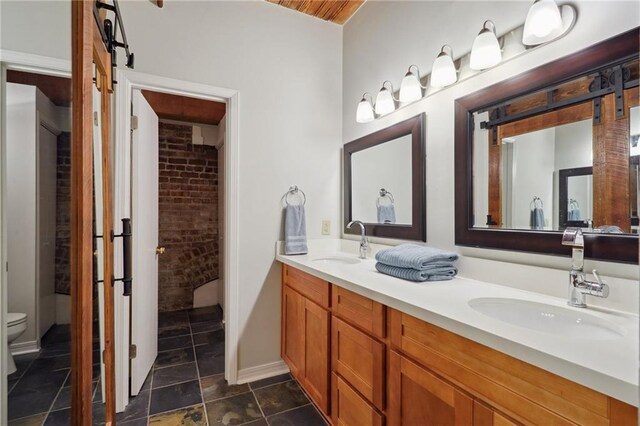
<box><xmin>561</xmin><ymin>228</ymin><xmax>609</xmax><ymax>308</ymax></box>
<box><xmin>347</xmin><ymin>220</ymin><xmax>369</xmax><ymax>259</ymax></box>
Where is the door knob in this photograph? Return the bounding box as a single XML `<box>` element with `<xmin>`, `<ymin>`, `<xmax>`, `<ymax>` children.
<box><xmin>156</xmin><ymin>246</ymin><xmax>166</xmax><ymax>255</ymax></box>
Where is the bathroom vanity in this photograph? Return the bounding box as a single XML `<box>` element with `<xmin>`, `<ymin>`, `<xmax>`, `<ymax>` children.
<box><xmin>276</xmin><ymin>241</ymin><xmax>638</xmax><ymax>425</ymax></box>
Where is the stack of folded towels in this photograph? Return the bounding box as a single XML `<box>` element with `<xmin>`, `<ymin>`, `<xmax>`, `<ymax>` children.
<box><xmin>374</xmin><ymin>244</ymin><xmax>458</xmax><ymax>282</ymax></box>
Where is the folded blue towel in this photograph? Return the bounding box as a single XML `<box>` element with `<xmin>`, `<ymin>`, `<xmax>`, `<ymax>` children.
<box><xmin>375</xmin><ymin>262</ymin><xmax>457</xmax><ymax>282</ymax></box>
<box><xmin>284</xmin><ymin>205</ymin><xmax>308</xmax><ymax>255</ymax></box>
<box><xmin>377</xmin><ymin>204</ymin><xmax>396</xmax><ymax>224</ymax></box>
<box><xmin>375</xmin><ymin>244</ymin><xmax>458</xmax><ymax>270</ymax></box>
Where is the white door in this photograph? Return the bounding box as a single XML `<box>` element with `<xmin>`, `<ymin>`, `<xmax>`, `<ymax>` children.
<box><xmin>130</xmin><ymin>90</ymin><xmax>159</xmax><ymax>395</ymax></box>
<box><xmin>37</xmin><ymin>124</ymin><xmax>57</xmax><ymax>338</ymax></box>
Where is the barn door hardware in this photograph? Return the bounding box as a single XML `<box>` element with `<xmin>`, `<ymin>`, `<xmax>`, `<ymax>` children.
<box><xmin>94</xmin><ymin>0</ymin><xmax>135</xmax><ymax>84</ymax></box>
<box><xmin>112</xmin><ymin>218</ymin><xmax>133</xmax><ymax>296</ymax></box>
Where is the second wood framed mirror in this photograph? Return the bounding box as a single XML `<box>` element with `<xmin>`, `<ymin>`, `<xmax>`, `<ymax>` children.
<box><xmin>344</xmin><ymin>114</ymin><xmax>426</xmax><ymax>241</ymax></box>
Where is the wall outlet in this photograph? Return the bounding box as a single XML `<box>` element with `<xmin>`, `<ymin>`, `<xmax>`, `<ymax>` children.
<box><xmin>321</xmin><ymin>220</ymin><xmax>331</xmax><ymax>235</ymax></box>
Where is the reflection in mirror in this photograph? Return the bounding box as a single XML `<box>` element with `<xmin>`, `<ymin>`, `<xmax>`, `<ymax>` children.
<box><xmin>472</xmin><ymin>84</ymin><xmax>638</xmax><ymax>235</ymax></box>
<box><xmin>351</xmin><ymin>135</ymin><xmax>412</xmax><ymax>224</ymax></box>
<box><xmin>631</xmin><ymin>106</ymin><xmax>639</xmax><ymax>234</ymax></box>
<box><xmin>92</xmin><ymin>81</ymin><xmax>106</xmax><ymax>404</ymax></box>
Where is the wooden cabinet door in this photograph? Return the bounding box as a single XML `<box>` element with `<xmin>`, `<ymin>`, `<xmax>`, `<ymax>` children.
<box><xmin>302</xmin><ymin>298</ymin><xmax>330</xmax><ymax>415</ymax></box>
<box><xmin>332</xmin><ymin>317</ymin><xmax>385</xmax><ymax>410</ymax></box>
<box><xmin>282</xmin><ymin>285</ymin><xmax>305</xmax><ymax>379</ymax></box>
<box><xmin>332</xmin><ymin>373</ymin><xmax>384</xmax><ymax>426</ymax></box>
<box><xmin>473</xmin><ymin>401</ymin><xmax>520</xmax><ymax>426</ymax></box>
<box><xmin>388</xmin><ymin>350</ymin><xmax>473</xmax><ymax>426</ymax></box>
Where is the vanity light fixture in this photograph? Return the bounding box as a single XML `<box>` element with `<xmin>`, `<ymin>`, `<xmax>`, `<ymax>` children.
<box><xmin>522</xmin><ymin>0</ymin><xmax>577</xmax><ymax>46</ymax></box>
<box><xmin>399</xmin><ymin>65</ymin><xmax>427</xmax><ymax>103</ymax></box>
<box><xmin>374</xmin><ymin>81</ymin><xmax>399</xmax><ymax>116</ymax></box>
<box><xmin>431</xmin><ymin>45</ymin><xmax>457</xmax><ymax>88</ymax></box>
<box><xmin>356</xmin><ymin>93</ymin><xmax>375</xmax><ymax>123</ymax></box>
<box><xmin>470</xmin><ymin>20</ymin><xmax>502</xmax><ymax>71</ymax></box>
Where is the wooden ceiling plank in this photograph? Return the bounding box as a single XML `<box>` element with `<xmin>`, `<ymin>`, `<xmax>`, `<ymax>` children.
<box><xmin>6</xmin><ymin>70</ymin><xmax>72</xmax><ymax>107</ymax></box>
<box><xmin>266</xmin><ymin>0</ymin><xmax>364</xmax><ymax>24</ymax></box>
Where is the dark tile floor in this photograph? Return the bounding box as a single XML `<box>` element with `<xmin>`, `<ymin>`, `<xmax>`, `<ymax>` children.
<box><xmin>8</xmin><ymin>323</ymin><xmax>102</xmax><ymax>425</ymax></box>
<box><xmin>8</xmin><ymin>306</ymin><xmax>327</xmax><ymax>425</ymax></box>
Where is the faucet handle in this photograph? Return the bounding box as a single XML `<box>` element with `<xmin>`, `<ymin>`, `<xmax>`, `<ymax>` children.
<box><xmin>592</xmin><ymin>269</ymin><xmax>603</xmax><ymax>284</ymax></box>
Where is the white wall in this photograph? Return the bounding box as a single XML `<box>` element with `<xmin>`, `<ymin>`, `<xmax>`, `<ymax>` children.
<box><xmin>343</xmin><ymin>1</ymin><xmax>639</xmax><ymax>312</ymax></box>
<box><xmin>554</xmin><ymin>119</ymin><xmax>593</xmax><ymax>226</ymax></box>
<box><xmin>2</xmin><ymin>1</ymin><xmax>343</xmax><ymax>371</ymax></box>
<box><xmin>6</xmin><ymin>84</ymin><xmax>38</xmax><ymax>348</ymax></box>
<box><xmin>510</xmin><ymin>129</ymin><xmax>555</xmax><ymax>230</ymax></box>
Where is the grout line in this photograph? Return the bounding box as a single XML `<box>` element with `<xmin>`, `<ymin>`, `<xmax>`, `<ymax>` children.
<box><xmin>251</xmin><ymin>386</ymin><xmax>268</xmax><ymax>424</ymax></box>
<box><xmin>189</xmin><ymin>314</ymin><xmax>211</xmax><ymax>426</ymax></box>
<box><xmin>42</xmin><ymin>368</ymin><xmax>72</xmax><ymax>423</ymax></box>
<box><xmin>248</xmin><ymin>377</ymin><xmax>293</xmax><ymax>391</ymax></box>
<box><xmin>146</xmin><ymin>357</ymin><xmax>154</xmax><ymax>426</ymax></box>
<box><xmin>147</xmin><ymin>402</ymin><xmax>204</xmax><ymax>422</ymax></box>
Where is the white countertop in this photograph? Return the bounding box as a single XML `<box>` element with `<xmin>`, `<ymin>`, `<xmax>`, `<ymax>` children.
<box><xmin>275</xmin><ymin>239</ymin><xmax>639</xmax><ymax>406</ymax></box>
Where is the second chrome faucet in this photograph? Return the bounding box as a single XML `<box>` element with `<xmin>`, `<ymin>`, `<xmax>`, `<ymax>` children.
<box><xmin>347</xmin><ymin>220</ymin><xmax>369</xmax><ymax>259</ymax></box>
<box><xmin>561</xmin><ymin>227</ymin><xmax>609</xmax><ymax>308</ymax></box>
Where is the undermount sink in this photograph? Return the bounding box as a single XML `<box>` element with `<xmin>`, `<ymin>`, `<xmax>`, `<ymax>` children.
<box><xmin>312</xmin><ymin>256</ymin><xmax>361</xmax><ymax>265</ymax></box>
<box><xmin>469</xmin><ymin>297</ymin><xmax>625</xmax><ymax>340</ymax></box>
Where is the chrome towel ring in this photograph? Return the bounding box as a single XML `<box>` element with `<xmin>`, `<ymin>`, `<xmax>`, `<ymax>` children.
<box><xmin>284</xmin><ymin>185</ymin><xmax>306</xmax><ymax>206</ymax></box>
<box><xmin>376</xmin><ymin>188</ymin><xmax>395</xmax><ymax>207</ymax></box>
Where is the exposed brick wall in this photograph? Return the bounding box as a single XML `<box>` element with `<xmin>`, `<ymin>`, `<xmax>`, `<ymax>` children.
<box><xmin>55</xmin><ymin>132</ymin><xmax>71</xmax><ymax>295</ymax></box>
<box><xmin>158</xmin><ymin>123</ymin><xmax>218</xmax><ymax>312</ymax></box>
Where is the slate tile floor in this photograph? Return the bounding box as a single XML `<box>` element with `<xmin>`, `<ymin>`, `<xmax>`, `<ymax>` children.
<box><xmin>10</xmin><ymin>306</ymin><xmax>328</xmax><ymax>425</ymax></box>
<box><xmin>8</xmin><ymin>323</ymin><xmax>102</xmax><ymax>425</ymax></box>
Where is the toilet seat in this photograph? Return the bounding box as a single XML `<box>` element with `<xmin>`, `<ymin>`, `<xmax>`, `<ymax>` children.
<box><xmin>8</xmin><ymin>312</ymin><xmax>27</xmax><ymax>326</ymax></box>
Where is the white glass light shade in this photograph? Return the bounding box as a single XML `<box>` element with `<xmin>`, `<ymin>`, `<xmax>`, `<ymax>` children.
<box><xmin>356</xmin><ymin>96</ymin><xmax>375</xmax><ymax>123</ymax></box>
<box><xmin>399</xmin><ymin>71</ymin><xmax>423</xmax><ymax>103</ymax></box>
<box><xmin>431</xmin><ymin>50</ymin><xmax>457</xmax><ymax>88</ymax></box>
<box><xmin>523</xmin><ymin>0</ymin><xmax>562</xmax><ymax>41</ymax></box>
<box><xmin>375</xmin><ymin>87</ymin><xmax>395</xmax><ymax>115</ymax></box>
<box><xmin>470</xmin><ymin>28</ymin><xmax>502</xmax><ymax>70</ymax></box>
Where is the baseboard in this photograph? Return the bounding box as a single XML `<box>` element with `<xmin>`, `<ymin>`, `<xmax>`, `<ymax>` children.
<box><xmin>236</xmin><ymin>360</ymin><xmax>290</xmax><ymax>385</ymax></box>
<box><xmin>10</xmin><ymin>340</ymin><xmax>40</xmax><ymax>355</ymax></box>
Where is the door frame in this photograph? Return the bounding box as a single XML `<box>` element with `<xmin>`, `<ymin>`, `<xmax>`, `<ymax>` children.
<box><xmin>113</xmin><ymin>69</ymin><xmax>240</xmax><ymax>410</ymax></box>
<box><xmin>0</xmin><ymin>49</ymin><xmax>72</xmax><ymax>426</ymax></box>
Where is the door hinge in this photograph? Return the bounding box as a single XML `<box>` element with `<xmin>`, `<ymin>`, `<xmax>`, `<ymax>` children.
<box><xmin>131</xmin><ymin>115</ymin><xmax>138</xmax><ymax>130</ymax></box>
<box><xmin>129</xmin><ymin>344</ymin><xmax>137</xmax><ymax>359</ymax></box>
<box><xmin>93</xmin><ymin>111</ymin><xmax>99</xmax><ymax>126</ymax></box>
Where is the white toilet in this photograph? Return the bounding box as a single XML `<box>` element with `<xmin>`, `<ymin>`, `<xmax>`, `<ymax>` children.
<box><xmin>7</xmin><ymin>313</ymin><xmax>27</xmax><ymax>375</ymax></box>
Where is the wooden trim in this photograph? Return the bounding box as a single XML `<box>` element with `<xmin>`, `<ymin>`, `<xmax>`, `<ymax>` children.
<box><xmin>71</xmin><ymin>1</ymin><xmax>95</xmax><ymax>423</ymax></box>
<box><xmin>344</xmin><ymin>113</ymin><xmax>426</xmax><ymax>241</ymax></box>
<box><xmin>455</xmin><ymin>28</ymin><xmax>639</xmax><ymax>263</ymax></box>
<box><xmin>499</xmin><ymin>101</ymin><xmax>593</xmax><ymax>138</ymax></box>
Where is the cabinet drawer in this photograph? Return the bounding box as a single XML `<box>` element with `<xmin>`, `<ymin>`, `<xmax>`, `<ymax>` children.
<box><xmin>332</xmin><ymin>373</ymin><xmax>384</xmax><ymax>426</ymax></box>
<box><xmin>332</xmin><ymin>317</ymin><xmax>385</xmax><ymax>410</ymax></box>
<box><xmin>388</xmin><ymin>309</ymin><xmax>613</xmax><ymax>426</ymax></box>
<box><xmin>332</xmin><ymin>285</ymin><xmax>385</xmax><ymax>339</ymax></box>
<box><xmin>283</xmin><ymin>264</ymin><xmax>330</xmax><ymax>308</ymax></box>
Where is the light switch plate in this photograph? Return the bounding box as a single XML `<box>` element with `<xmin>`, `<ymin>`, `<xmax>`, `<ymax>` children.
<box><xmin>321</xmin><ymin>220</ymin><xmax>331</xmax><ymax>235</ymax></box>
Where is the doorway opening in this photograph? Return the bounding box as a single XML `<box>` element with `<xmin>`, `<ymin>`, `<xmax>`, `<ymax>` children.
<box><xmin>3</xmin><ymin>69</ymin><xmax>107</xmax><ymax>423</ymax></box>
<box><xmin>121</xmin><ymin>87</ymin><xmax>228</xmax><ymax>419</ymax></box>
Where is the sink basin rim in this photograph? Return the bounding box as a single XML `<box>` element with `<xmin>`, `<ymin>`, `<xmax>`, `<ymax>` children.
<box><xmin>468</xmin><ymin>297</ymin><xmax>625</xmax><ymax>340</ymax></box>
<box><xmin>312</xmin><ymin>256</ymin><xmax>361</xmax><ymax>265</ymax></box>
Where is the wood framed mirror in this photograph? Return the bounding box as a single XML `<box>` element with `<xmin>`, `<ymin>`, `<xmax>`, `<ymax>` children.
<box><xmin>455</xmin><ymin>28</ymin><xmax>639</xmax><ymax>263</ymax></box>
<box><xmin>344</xmin><ymin>114</ymin><xmax>426</xmax><ymax>241</ymax></box>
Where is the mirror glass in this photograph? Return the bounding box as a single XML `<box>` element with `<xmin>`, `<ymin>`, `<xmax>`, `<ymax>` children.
<box><xmin>344</xmin><ymin>114</ymin><xmax>425</xmax><ymax>241</ymax></box>
<box><xmin>351</xmin><ymin>134</ymin><xmax>412</xmax><ymax>225</ymax></box>
<box><xmin>472</xmin><ymin>74</ymin><xmax>638</xmax><ymax>235</ymax></box>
